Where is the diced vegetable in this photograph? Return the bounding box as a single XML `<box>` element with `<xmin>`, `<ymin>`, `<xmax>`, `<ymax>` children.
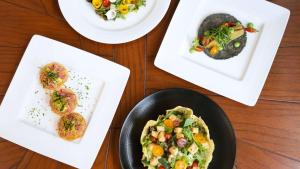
<box><xmin>174</xmin><ymin>127</ymin><xmax>183</xmax><ymax>133</ymax></box>
<box><xmin>183</xmin><ymin>118</ymin><xmax>193</xmax><ymax>127</ymax></box>
<box><xmin>158</xmin><ymin>158</ymin><xmax>169</xmax><ymax>169</ymax></box>
<box><xmin>188</xmin><ymin>143</ymin><xmax>199</xmax><ymax>155</ymax></box>
<box><xmin>191</xmin><ymin>128</ymin><xmax>199</xmax><ymax>134</ymax></box>
<box><xmin>157</xmin><ymin>126</ymin><xmax>165</xmax><ymax>132</ymax></box>
<box><xmin>92</xmin><ymin>0</ymin><xmax>102</xmax><ymax>8</ymax></box>
<box><xmin>151</xmin><ymin>131</ymin><xmax>158</xmax><ymax>138</ymax></box>
<box><xmin>210</xmin><ymin>46</ymin><xmax>219</xmax><ymax>56</ymax></box>
<box><xmin>169</xmin><ymin>146</ymin><xmax>179</xmax><ymax>155</ymax></box>
<box><xmin>176</xmin><ymin>133</ymin><xmax>184</xmax><ymax>139</ymax></box>
<box><xmin>151</xmin><ymin>144</ymin><xmax>164</xmax><ymax>157</ymax></box>
<box><xmin>150</xmin><ymin>157</ymin><xmax>159</xmax><ymax>166</ymax></box>
<box><xmin>193</xmin><ymin>133</ymin><xmax>207</xmax><ymax>144</ymax></box>
<box><xmin>164</xmin><ymin>119</ymin><xmax>174</xmax><ymax>128</ymax></box>
<box><xmin>165</xmin><ymin>133</ymin><xmax>172</xmax><ymax>140</ymax></box>
<box><xmin>173</xmin><ymin>120</ymin><xmax>181</xmax><ymax>127</ymax></box>
<box><xmin>174</xmin><ymin>160</ymin><xmax>186</xmax><ymax>169</ymax></box>
<box><xmin>182</xmin><ymin>128</ymin><xmax>193</xmax><ymax>141</ymax></box>
<box><xmin>177</xmin><ymin>138</ymin><xmax>187</xmax><ymax>148</ymax></box>
<box><xmin>158</xmin><ymin>132</ymin><xmax>166</xmax><ymax>142</ymax></box>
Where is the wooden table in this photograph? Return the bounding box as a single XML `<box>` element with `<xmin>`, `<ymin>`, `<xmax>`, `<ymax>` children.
<box><xmin>0</xmin><ymin>0</ymin><xmax>300</xmax><ymax>169</ymax></box>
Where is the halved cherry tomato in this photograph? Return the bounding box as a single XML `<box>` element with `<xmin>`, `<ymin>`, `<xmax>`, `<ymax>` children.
<box><xmin>152</xmin><ymin>144</ymin><xmax>164</xmax><ymax>157</ymax></box>
<box><xmin>103</xmin><ymin>0</ymin><xmax>110</xmax><ymax>7</ymax></box>
<box><xmin>192</xmin><ymin>160</ymin><xmax>199</xmax><ymax>167</ymax></box>
<box><xmin>195</xmin><ymin>46</ymin><xmax>204</xmax><ymax>52</ymax></box>
<box><xmin>173</xmin><ymin>119</ymin><xmax>180</xmax><ymax>127</ymax></box>
<box><xmin>223</xmin><ymin>22</ymin><xmax>236</xmax><ymax>27</ymax></box>
<box><xmin>158</xmin><ymin>166</ymin><xmax>165</xmax><ymax>169</ymax></box>
<box><xmin>245</xmin><ymin>27</ymin><xmax>257</xmax><ymax>33</ymax></box>
<box><xmin>150</xmin><ymin>136</ymin><xmax>157</xmax><ymax>143</ymax></box>
<box><xmin>165</xmin><ymin>133</ymin><xmax>172</xmax><ymax>140</ymax></box>
<box><xmin>164</xmin><ymin>119</ymin><xmax>174</xmax><ymax>128</ymax></box>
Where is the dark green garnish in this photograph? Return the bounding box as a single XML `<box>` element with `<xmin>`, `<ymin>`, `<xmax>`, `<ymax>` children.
<box><xmin>158</xmin><ymin>158</ymin><xmax>169</xmax><ymax>169</ymax></box>
<box><xmin>205</xmin><ymin>25</ymin><xmax>233</xmax><ymax>49</ymax></box>
<box><xmin>47</xmin><ymin>71</ymin><xmax>59</xmax><ymax>80</ymax></box>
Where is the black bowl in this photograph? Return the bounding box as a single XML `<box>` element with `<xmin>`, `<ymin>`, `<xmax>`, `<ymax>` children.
<box><xmin>119</xmin><ymin>88</ymin><xmax>236</xmax><ymax>169</ymax></box>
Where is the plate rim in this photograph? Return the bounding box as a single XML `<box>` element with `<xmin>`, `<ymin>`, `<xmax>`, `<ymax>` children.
<box><xmin>154</xmin><ymin>0</ymin><xmax>290</xmax><ymax>106</ymax></box>
<box><xmin>58</xmin><ymin>0</ymin><xmax>171</xmax><ymax>44</ymax></box>
<box><xmin>119</xmin><ymin>88</ymin><xmax>236</xmax><ymax>169</ymax></box>
<box><xmin>0</xmin><ymin>34</ymin><xmax>130</xmax><ymax>169</ymax></box>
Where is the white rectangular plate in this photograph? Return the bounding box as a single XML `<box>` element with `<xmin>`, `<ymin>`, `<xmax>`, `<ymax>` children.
<box><xmin>0</xmin><ymin>35</ymin><xmax>130</xmax><ymax>168</ymax></box>
<box><xmin>154</xmin><ymin>0</ymin><xmax>290</xmax><ymax>106</ymax></box>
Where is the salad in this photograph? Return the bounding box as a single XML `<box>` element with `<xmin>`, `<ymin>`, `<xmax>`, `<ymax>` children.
<box><xmin>87</xmin><ymin>0</ymin><xmax>146</xmax><ymax>20</ymax></box>
<box><xmin>140</xmin><ymin>106</ymin><xmax>215</xmax><ymax>169</ymax></box>
<box><xmin>190</xmin><ymin>13</ymin><xmax>258</xmax><ymax>59</ymax></box>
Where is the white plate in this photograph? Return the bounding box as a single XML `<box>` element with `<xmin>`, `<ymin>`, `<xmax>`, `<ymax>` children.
<box><xmin>154</xmin><ymin>0</ymin><xmax>290</xmax><ymax>106</ymax></box>
<box><xmin>0</xmin><ymin>35</ymin><xmax>130</xmax><ymax>168</ymax></box>
<box><xmin>58</xmin><ymin>0</ymin><xmax>171</xmax><ymax>44</ymax></box>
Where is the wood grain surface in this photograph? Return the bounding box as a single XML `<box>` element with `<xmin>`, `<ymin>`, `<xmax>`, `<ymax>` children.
<box><xmin>0</xmin><ymin>0</ymin><xmax>300</xmax><ymax>169</ymax></box>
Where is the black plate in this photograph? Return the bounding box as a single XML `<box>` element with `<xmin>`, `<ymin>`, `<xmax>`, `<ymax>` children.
<box><xmin>119</xmin><ymin>88</ymin><xmax>236</xmax><ymax>169</ymax></box>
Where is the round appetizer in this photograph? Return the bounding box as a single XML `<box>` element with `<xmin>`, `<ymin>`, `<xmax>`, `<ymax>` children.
<box><xmin>40</xmin><ymin>62</ymin><xmax>68</xmax><ymax>90</ymax></box>
<box><xmin>58</xmin><ymin>113</ymin><xmax>87</xmax><ymax>141</ymax></box>
<box><xmin>50</xmin><ymin>88</ymin><xmax>77</xmax><ymax>116</ymax></box>
<box><xmin>190</xmin><ymin>13</ymin><xmax>258</xmax><ymax>59</ymax></box>
<box><xmin>88</xmin><ymin>0</ymin><xmax>146</xmax><ymax>21</ymax></box>
<box><xmin>140</xmin><ymin>106</ymin><xmax>215</xmax><ymax>169</ymax></box>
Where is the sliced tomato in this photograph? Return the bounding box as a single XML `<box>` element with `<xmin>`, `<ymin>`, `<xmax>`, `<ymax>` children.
<box><xmin>165</xmin><ymin>133</ymin><xmax>172</xmax><ymax>140</ymax></box>
<box><xmin>223</xmin><ymin>22</ymin><xmax>236</xmax><ymax>27</ymax></box>
<box><xmin>245</xmin><ymin>27</ymin><xmax>257</xmax><ymax>33</ymax></box>
<box><xmin>195</xmin><ymin>46</ymin><xmax>204</xmax><ymax>52</ymax></box>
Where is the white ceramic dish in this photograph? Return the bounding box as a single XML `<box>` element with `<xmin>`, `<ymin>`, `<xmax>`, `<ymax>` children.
<box><xmin>155</xmin><ymin>0</ymin><xmax>290</xmax><ymax>106</ymax></box>
<box><xmin>58</xmin><ymin>0</ymin><xmax>171</xmax><ymax>44</ymax></box>
<box><xmin>0</xmin><ymin>35</ymin><xmax>130</xmax><ymax>168</ymax></box>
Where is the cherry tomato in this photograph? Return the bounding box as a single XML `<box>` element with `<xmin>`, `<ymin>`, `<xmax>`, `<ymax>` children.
<box><xmin>150</xmin><ymin>136</ymin><xmax>157</xmax><ymax>143</ymax></box>
<box><xmin>192</xmin><ymin>160</ymin><xmax>199</xmax><ymax>167</ymax></box>
<box><xmin>195</xmin><ymin>46</ymin><xmax>204</xmax><ymax>52</ymax></box>
<box><xmin>165</xmin><ymin>133</ymin><xmax>172</xmax><ymax>140</ymax></box>
<box><xmin>158</xmin><ymin>166</ymin><xmax>165</xmax><ymax>169</ymax></box>
<box><xmin>173</xmin><ymin>119</ymin><xmax>181</xmax><ymax>127</ymax></box>
<box><xmin>103</xmin><ymin>0</ymin><xmax>110</xmax><ymax>7</ymax></box>
<box><xmin>245</xmin><ymin>27</ymin><xmax>257</xmax><ymax>33</ymax></box>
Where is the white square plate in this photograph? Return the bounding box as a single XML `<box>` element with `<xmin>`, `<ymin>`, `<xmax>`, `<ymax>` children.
<box><xmin>0</xmin><ymin>35</ymin><xmax>130</xmax><ymax>168</ymax></box>
<box><xmin>154</xmin><ymin>0</ymin><xmax>290</xmax><ymax>106</ymax></box>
